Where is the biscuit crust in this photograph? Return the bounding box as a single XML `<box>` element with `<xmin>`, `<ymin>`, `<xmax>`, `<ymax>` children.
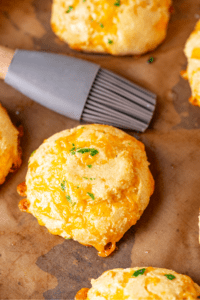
<box><xmin>18</xmin><ymin>124</ymin><xmax>154</xmax><ymax>256</ymax></box>
<box><xmin>0</xmin><ymin>103</ymin><xmax>22</xmax><ymax>185</ymax></box>
<box><xmin>51</xmin><ymin>0</ymin><xmax>171</xmax><ymax>55</ymax></box>
<box><xmin>75</xmin><ymin>267</ymin><xmax>200</xmax><ymax>299</ymax></box>
<box><xmin>183</xmin><ymin>20</ymin><xmax>200</xmax><ymax>106</ymax></box>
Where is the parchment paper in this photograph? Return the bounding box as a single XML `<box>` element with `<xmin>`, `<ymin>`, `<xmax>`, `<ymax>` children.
<box><xmin>0</xmin><ymin>0</ymin><xmax>200</xmax><ymax>299</ymax></box>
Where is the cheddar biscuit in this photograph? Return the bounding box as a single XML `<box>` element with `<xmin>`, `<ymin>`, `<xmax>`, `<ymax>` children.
<box><xmin>0</xmin><ymin>103</ymin><xmax>22</xmax><ymax>185</ymax></box>
<box><xmin>75</xmin><ymin>267</ymin><xmax>200</xmax><ymax>300</ymax></box>
<box><xmin>183</xmin><ymin>20</ymin><xmax>200</xmax><ymax>106</ymax></box>
<box><xmin>51</xmin><ymin>0</ymin><xmax>172</xmax><ymax>55</ymax></box>
<box><xmin>18</xmin><ymin>124</ymin><xmax>154</xmax><ymax>256</ymax></box>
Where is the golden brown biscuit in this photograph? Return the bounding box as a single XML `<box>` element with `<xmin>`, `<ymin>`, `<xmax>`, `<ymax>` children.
<box><xmin>0</xmin><ymin>103</ymin><xmax>22</xmax><ymax>185</ymax></box>
<box><xmin>75</xmin><ymin>267</ymin><xmax>200</xmax><ymax>300</ymax></box>
<box><xmin>18</xmin><ymin>124</ymin><xmax>154</xmax><ymax>256</ymax></box>
<box><xmin>51</xmin><ymin>0</ymin><xmax>172</xmax><ymax>55</ymax></box>
<box><xmin>182</xmin><ymin>20</ymin><xmax>200</xmax><ymax>106</ymax></box>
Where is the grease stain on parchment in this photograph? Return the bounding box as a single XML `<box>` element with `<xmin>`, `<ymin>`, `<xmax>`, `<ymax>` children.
<box><xmin>0</xmin><ymin>206</ymin><xmax>62</xmax><ymax>299</ymax></box>
<box><xmin>36</xmin><ymin>226</ymin><xmax>135</xmax><ymax>300</ymax></box>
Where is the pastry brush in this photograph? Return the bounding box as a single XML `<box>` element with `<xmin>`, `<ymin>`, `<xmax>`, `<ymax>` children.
<box><xmin>0</xmin><ymin>46</ymin><xmax>156</xmax><ymax>132</ymax></box>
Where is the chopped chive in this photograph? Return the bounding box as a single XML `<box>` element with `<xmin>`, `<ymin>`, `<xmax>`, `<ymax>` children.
<box><xmin>90</xmin><ymin>178</ymin><xmax>93</xmax><ymax>180</ymax></box>
<box><xmin>128</xmin><ymin>143</ymin><xmax>131</xmax><ymax>145</ymax></box>
<box><xmin>164</xmin><ymin>274</ymin><xmax>176</xmax><ymax>280</ymax></box>
<box><xmin>87</xmin><ymin>192</ymin><xmax>95</xmax><ymax>200</ymax></box>
<box><xmin>77</xmin><ymin>185</ymin><xmax>79</xmax><ymax>189</ymax></box>
<box><xmin>91</xmin><ymin>18</ymin><xmax>94</xmax><ymax>21</ymax></box>
<box><xmin>72</xmin><ymin>143</ymin><xmax>75</xmax><ymax>146</ymax></box>
<box><xmin>71</xmin><ymin>151</ymin><xmax>76</xmax><ymax>155</ymax></box>
<box><xmin>70</xmin><ymin>146</ymin><xmax>76</xmax><ymax>151</ymax></box>
<box><xmin>30</xmin><ymin>150</ymin><xmax>36</xmax><ymax>157</ymax></box>
<box><xmin>114</xmin><ymin>0</ymin><xmax>120</xmax><ymax>6</ymax></box>
<box><xmin>66</xmin><ymin>195</ymin><xmax>72</xmax><ymax>203</ymax></box>
<box><xmin>132</xmin><ymin>268</ymin><xmax>146</xmax><ymax>277</ymax></box>
<box><xmin>99</xmin><ymin>23</ymin><xmax>104</xmax><ymax>28</ymax></box>
<box><xmin>81</xmin><ymin>126</ymin><xmax>85</xmax><ymax>129</ymax></box>
<box><xmin>77</xmin><ymin>148</ymin><xmax>90</xmax><ymax>154</ymax></box>
<box><xmin>77</xmin><ymin>148</ymin><xmax>99</xmax><ymax>156</ymax></box>
<box><xmin>83</xmin><ymin>0</ymin><xmax>86</xmax><ymax>2</ymax></box>
<box><xmin>66</xmin><ymin>5</ymin><xmax>73</xmax><ymax>13</ymax></box>
<box><xmin>83</xmin><ymin>177</ymin><xmax>88</xmax><ymax>179</ymax></box>
<box><xmin>72</xmin><ymin>202</ymin><xmax>76</xmax><ymax>207</ymax></box>
<box><xmin>61</xmin><ymin>180</ymin><xmax>66</xmax><ymax>191</ymax></box>
<box><xmin>108</xmin><ymin>39</ymin><xmax>113</xmax><ymax>44</ymax></box>
<box><xmin>87</xmin><ymin>164</ymin><xmax>92</xmax><ymax>168</ymax></box>
<box><xmin>65</xmin><ymin>237</ymin><xmax>72</xmax><ymax>239</ymax></box>
<box><xmin>147</xmin><ymin>57</ymin><xmax>154</xmax><ymax>63</ymax></box>
<box><xmin>90</xmin><ymin>149</ymin><xmax>99</xmax><ymax>156</ymax></box>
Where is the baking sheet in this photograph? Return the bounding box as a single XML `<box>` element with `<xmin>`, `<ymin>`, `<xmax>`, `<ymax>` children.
<box><xmin>0</xmin><ymin>0</ymin><xmax>200</xmax><ymax>299</ymax></box>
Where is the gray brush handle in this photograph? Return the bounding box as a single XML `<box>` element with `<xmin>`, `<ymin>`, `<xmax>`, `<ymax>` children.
<box><xmin>5</xmin><ymin>50</ymin><xmax>100</xmax><ymax>120</ymax></box>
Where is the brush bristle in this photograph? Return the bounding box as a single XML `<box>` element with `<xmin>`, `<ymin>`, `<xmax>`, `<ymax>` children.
<box><xmin>81</xmin><ymin>68</ymin><xmax>156</xmax><ymax>132</ymax></box>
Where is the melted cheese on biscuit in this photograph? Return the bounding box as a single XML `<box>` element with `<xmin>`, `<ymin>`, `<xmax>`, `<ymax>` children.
<box><xmin>75</xmin><ymin>267</ymin><xmax>200</xmax><ymax>300</ymax></box>
<box><xmin>19</xmin><ymin>125</ymin><xmax>154</xmax><ymax>256</ymax></box>
<box><xmin>0</xmin><ymin>103</ymin><xmax>22</xmax><ymax>184</ymax></box>
<box><xmin>51</xmin><ymin>0</ymin><xmax>171</xmax><ymax>55</ymax></box>
<box><xmin>183</xmin><ymin>20</ymin><xmax>200</xmax><ymax>106</ymax></box>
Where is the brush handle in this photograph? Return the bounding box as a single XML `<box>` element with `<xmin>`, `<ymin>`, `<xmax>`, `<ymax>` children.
<box><xmin>0</xmin><ymin>46</ymin><xmax>15</xmax><ymax>80</ymax></box>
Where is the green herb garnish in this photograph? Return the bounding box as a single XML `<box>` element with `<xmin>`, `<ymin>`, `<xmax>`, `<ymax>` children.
<box><xmin>132</xmin><ymin>268</ymin><xmax>146</xmax><ymax>277</ymax></box>
<box><xmin>114</xmin><ymin>0</ymin><xmax>120</xmax><ymax>6</ymax></box>
<box><xmin>70</xmin><ymin>145</ymin><xmax>76</xmax><ymax>155</ymax></box>
<box><xmin>72</xmin><ymin>143</ymin><xmax>75</xmax><ymax>146</ymax></box>
<box><xmin>77</xmin><ymin>148</ymin><xmax>90</xmax><ymax>154</ymax></box>
<box><xmin>61</xmin><ymin>180</ymin><xmax>66</xmax><ymax>191</ymax></box>
<box><xmin>81</xmin><ymin>126</ymin><xmax>85</xmax><ymax>129</ymax></box>
<box><xmin>65</xmin><ymin>237</ymin><xmax>72</xmax><ymax>239</ymax></box>
<box><xmin>87</xmin><ymin>192</ymin><xmax>95</xmax><ymax>200</ymax></box>
<box><xmin>83</xmin><ymin>177</ymin><xmax>88</xmax><ymax>180</ymax></box>
<box><xmin>99</xmin><ymin>23</ymin><xmax>104</xmax><ymax>28</ymax></box>
<box><xmin>77</xmin><ymin>185</ymin><xmax>80</xmax><ymax>189</ymax></box>
<box><xmin>72</xmin><ymin>202</ymin><xmax>76</xmax><ymax>207</ymax></box>
<box><xmin>66</xmin><ymin>5</ymin><xmax>73</xmax><ymax>13</ymax></box>
<box><xmin>108</xmin><ymin>39</ymin><xmax>113</xmax><ymax>44</ymax></box>
<box><xmin>147</xmin><ymin>57</ymin><xmax>154</xmax><ymax>63</ymax></box>
<box><xmin>66</xmin><ymin>195</ymin><xmax>72</xmax><ymax>203</ymax></box>
<box><xmin>90</xmin><ymin>149</ymin><xmax>99</xmax><ymax>156</ymax></box>
<box><xmin>87</xmin><ymin>164</ymin><xmax>92</xmax><ymax>168</ymax></box>
<box><xmin>164</xmin><ymin>274</ymin><xmax>176</xmax><ymax>280</ymax></box>
<box><xmin>77</xmin><ymin>148</ymin><xmax>99</xmax><ymax>156</ymax></box>
<box><xmin>83</xmin><ymin>0</ymin><xmax>86</xmax><ymax>2</ymax></box>
<box><xmin>30</xmin><ymin>150</ymin><xmax>36</xmax><ymax>157</ymax></box>
<box><xmin>128</xmin><ymin>143</ymin><xmax>131</xmax><ymax>145</ymax></box>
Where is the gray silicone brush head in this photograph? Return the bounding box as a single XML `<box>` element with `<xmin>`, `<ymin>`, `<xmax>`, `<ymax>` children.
<box><xmin>5</xmin><ymin>50</ymin><xmax>156</xmax><ymax>131</ymax></box>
